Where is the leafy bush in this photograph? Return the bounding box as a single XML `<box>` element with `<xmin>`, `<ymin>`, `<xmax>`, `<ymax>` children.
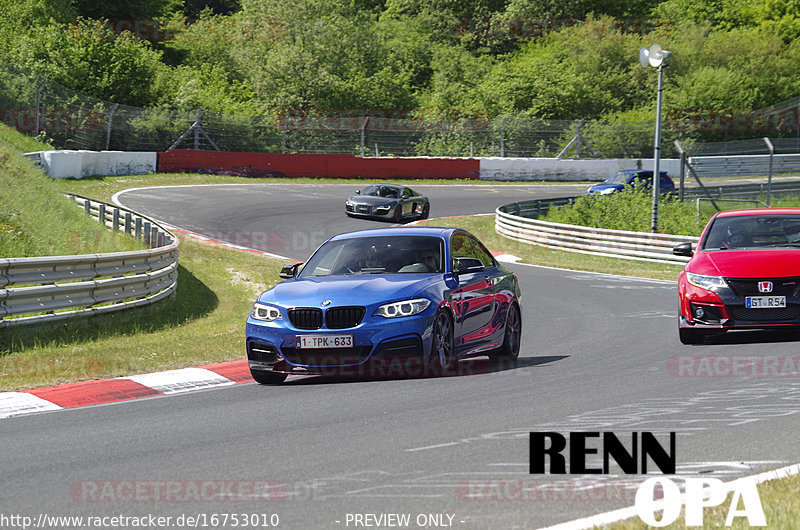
<box><xmin>542</xmin><ymin>184</ymin><xmax>703</xmax><ymax>236</ymax></box>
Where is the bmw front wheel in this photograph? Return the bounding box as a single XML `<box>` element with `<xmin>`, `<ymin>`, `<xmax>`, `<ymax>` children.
<box><xmin>429</xmin><ymin>310</ymin><xmax>455</xmax><ymax>376</ymax></box>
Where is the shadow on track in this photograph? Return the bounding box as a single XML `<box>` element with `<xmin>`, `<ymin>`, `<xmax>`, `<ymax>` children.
<box><xmin>279</xmin><ymin>354</ymin><xmax>570</xmax><ymax>386</ymax></box>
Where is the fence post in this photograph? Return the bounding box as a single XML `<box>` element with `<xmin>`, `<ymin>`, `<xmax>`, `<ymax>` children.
<box><xmin>105</xmin><ymin>103</ymin><xmax>119</xmax><ymax>150</ymax></box>
<box><xmin>98</xmin><ymin>204</ymin><xmax>106</xmax><ymax>226</ymax></box>
<box><xmin>499</xmin><ymin>117</ymin><xmax>507</xmax><ymax>157</ymax></box>
<box><xmin>360</xmin><ymin>117</ymin><xmax>369</xmax><ymax>157</ymax></box>
<box><xmin>282</xmin><ymin>116</ymin><xmax>287</xmax><ymax>154</ymax></box>
<box><xmin>194</xmin><ymin>108</ymin><xmax>203</xmax><ymax>150</ymax></box>
<box><xmin>35</xmin><ymin>80</ymin><xmax>47</xmax><ymax>136</ymax></box>
<box><xmin>763</xmin><ymin>137</ymin><xmax>774</xmax><ymax>206</ymax></box>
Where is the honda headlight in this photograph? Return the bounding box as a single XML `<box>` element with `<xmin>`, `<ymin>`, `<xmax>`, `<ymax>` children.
<box><xmin>251</xmin><ymin>303</ymin><xmax>282</xmax><ymax>321</ymax></box>
<box><xmin>686</xmin><ymin>272</ymin><xmax>728</xmax><ymax>291</ymax></box>
<box><xmin>374</xmin><ymin>298</ymin><xmax>431</xmax><ymax>318</ymax></box>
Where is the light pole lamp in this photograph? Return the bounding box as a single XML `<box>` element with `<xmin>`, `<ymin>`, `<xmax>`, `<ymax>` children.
<box><xmin>639</xmin><ymin>44</ymin><xmax>671</xmax><ymax>233</ymax></box>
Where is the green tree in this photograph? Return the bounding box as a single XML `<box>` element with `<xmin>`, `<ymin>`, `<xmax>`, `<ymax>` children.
<box><xmin>12</xmin><ymin>18</ymin><xmax>165</xmax><ymax>106</ymax></box>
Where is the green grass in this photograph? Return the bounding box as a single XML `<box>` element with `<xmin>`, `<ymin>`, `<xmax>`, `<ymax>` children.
<box><xmin>0</xmin><ymin>125</ymin><xmax>144</xmax><ymax>258</ymax></box>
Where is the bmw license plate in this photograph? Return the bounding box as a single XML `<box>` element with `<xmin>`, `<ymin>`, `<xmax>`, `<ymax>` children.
<box><xmin>296</xmin><ymin>334</ymin><xmax>353</xmax><ymax>349</ymax></box>
<box><xmin>745</xmin><ymin>296</ymin><xmax>786</xmax><ymax>308</ymax></box>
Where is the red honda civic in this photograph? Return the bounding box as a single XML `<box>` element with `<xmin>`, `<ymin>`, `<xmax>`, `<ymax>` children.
<box><xmin>673</xmin><ymin>208</ymin><xmax>800</xmax><ymax>344</ymax></box>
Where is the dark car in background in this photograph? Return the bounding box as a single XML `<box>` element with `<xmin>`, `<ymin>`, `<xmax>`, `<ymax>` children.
<box><xmin>673</xmin><ymin>208</ymin><xmax>800</xmax><ymax>344</ymax></box>
<box><xmin>587</xmin><ymin>170</ymin><xmax>675</xmax><ymax>195</ymax></box>
<box><xmin>345</xmin><ymin>184</ymin><xmax>430</xmax><ymax>222</ymax></box>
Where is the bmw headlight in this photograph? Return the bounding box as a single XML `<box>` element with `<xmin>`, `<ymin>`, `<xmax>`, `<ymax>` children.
<box><xmin>686</xmin><ymin>272</ymin><xmax>728</xmax><ymax>291</ymax></box>
<box><xmin>600</xmin><ymin>187</ymin><xmax>616</xmax><ymax>195</ymax></box>
<box><xmin>251</xmin><ymin>303</ymin><xmax>282</xmax><ymax>321</ymax></box>
<box><xmin>374</xmin><ymin>298</ymin><xmax>431</xmax><ymax>318</ymax></box>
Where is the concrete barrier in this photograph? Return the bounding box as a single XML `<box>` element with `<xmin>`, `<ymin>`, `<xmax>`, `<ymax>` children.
<box><xmin>479</xmin><ymin>157</ymin><xmax>682</xmax><ymax>181</ymax></box>
<box><xmin>27</xmin><ymin>150</ymin><xmax>157</xmax><ymax>179</ymax></box>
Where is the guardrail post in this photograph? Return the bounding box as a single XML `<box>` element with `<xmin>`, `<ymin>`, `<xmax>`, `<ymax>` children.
<box><xmin>124</xmin><ymin>212</ymin><xmax>132</xmax><ymax>235</ymax></box>
<box><xmin>143</xmin><ymin>222</ymin><xmax>151</xmax><ymax>246</ymax></box>
<box><xmin>151</xmin><ymin>227</ymin><xmax>159</xmax><ymax>249</ymax></box>
<box><xmin>112</xmin><ymin>208</ymin><xmax>120</xmax><ymax>231</ymax></box>
<box><xmin>135</xmin><ymin>217</ymin><xmax>142</xmax><ymax>240</ymax></box>
<box><xmin>84</xmin><ymin>200</ymin><xmax>91</xmax><ymax>216</ymax></box>
<box><xmin>98</xmin><ymin>204</ymin><xmax>106</xmax><ymax>225</ymax></box>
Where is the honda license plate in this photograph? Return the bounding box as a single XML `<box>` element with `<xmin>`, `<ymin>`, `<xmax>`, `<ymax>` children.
<box><xmin>745</xmin><ymin>296</ymin><xmax>786</xmax><ymax>308</ymax></box>
<box><xmin>296</xmin><ymin>334</ymin><xmax>353</xmax><ymax>349</ymax></box>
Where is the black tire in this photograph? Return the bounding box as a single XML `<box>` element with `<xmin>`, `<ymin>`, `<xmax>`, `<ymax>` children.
<box><xmin>429</xmin><ymin>310</ymin><xmax>455</xmax><ymax>376</ymax></box>
<box><xmin>393</xmin><ymin>205</ymin><xmax>403</xmax><ymax>223</ymax></box>
<box><xmin>250</xmin><ymin>368</ymin><xmax>287</xmax><ymax>385</ymax></box>
<box><xmin>679</xmin><ymin>326</ymin><xmax>704</xmax><ymax>345</ymax></box>
<box><xmin>420</xmin><ymin>203</ymin><xmax>430</xmax><ymax>220</ymax></box>
<box><xmin>491</xmin><ymin>303</ymin><xmax>521</xmax><ymax>363</ymax></box>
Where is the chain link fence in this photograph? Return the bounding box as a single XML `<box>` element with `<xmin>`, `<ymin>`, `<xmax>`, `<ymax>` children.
<box><xmin>3</xmin><ymin>62</ymin><xmax>800</xmax><ymax>158</ymax></box>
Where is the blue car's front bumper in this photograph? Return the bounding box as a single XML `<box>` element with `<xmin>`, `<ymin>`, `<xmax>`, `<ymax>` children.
<box><xmin>246</xmin><ymin>308</ymin><xmax>437</xmax><ymax>378</ymax></box>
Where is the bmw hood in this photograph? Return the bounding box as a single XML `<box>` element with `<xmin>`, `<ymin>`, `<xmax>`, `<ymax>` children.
<box><xmin>693</xmin><ymin>249</ymin><xmax>800</xmax><ymax>278</ymax></box>
<box><xmin>258</xmin><ymin>274</ymin><xmax>441</xmax><ymax>308</ymax></box>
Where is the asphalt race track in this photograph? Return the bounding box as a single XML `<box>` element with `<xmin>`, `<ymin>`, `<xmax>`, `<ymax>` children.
<box><xmin>2</xmin><ymin>182</ymin><xmax>799</xmax><ymax>529</ymax></box>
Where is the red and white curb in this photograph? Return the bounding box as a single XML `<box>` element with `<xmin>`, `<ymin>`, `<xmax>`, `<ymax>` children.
<box><xmin>0</xmin><ymin>360</ymin><xmax>253</xmax><ymax>420</ymax></box>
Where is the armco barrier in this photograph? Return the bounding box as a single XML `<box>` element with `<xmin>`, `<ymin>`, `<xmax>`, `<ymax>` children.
<box><xmin>157</xmin><ymin>149</ymin><xmax>480</xmax><ymax>179</ymax></box>
<box><xmin>495</xmin><ymin>199</ymin><xmax>699</xmax><ymax>264</ymax></box>
<box><xmin>0</xmin><ymin>194</ymin><xmax>178</xmax><ymax>327</ymax></box>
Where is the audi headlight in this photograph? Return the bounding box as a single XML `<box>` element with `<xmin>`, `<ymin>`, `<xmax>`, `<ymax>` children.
<box><xmin>374</xmin><ymin>298</ymin><xmax>431</xmax><ymax>318</ymax></box>
<box><xmin>686</xmin><ymin>272</ymin><xmax>728</xmax><ymax>291</ymax></box>
<box><xmin>251</xmin><ymin>303</ymin><xmax>282</xmax><ymax>321</ymax></box>
<box><xmin>374</xmin><ymin>204</ymin><xmax>392</xmax><ymax>213</ymax></box>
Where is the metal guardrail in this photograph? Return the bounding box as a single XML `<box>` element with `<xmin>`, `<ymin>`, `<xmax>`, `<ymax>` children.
<box><xmin>681</xmin><ymin>179</ymin><xmax>800</xmax><ymax>199</ymax></box>
<box><xmin>0</xmin><ymin>194</ymin><xmax>179</xmax><ymax>327</ymax></box>
<box><xmin>688</xmin><ymin>154</ymin><xmax>800</xmax><ymax>178</ymax></box>
<box><xmin>496</xmin><ymin>198</ymin><xmax>699</xmax><ymax>264</ymax></box>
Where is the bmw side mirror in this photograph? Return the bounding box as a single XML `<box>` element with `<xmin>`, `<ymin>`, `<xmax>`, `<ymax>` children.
<box><xmin>453</xmin><ymin>257</ymin><xmax>485</xmax><ymax>275</ymax></box>
<box><xmin>279</xmin><ymin>262</ymin><xmax>302</xmax><ymax>279</ymax></box>
<box><xmin>672</xmin><ymin>242</ymin><xmax>693</xmax><ymax>257</ymax></box>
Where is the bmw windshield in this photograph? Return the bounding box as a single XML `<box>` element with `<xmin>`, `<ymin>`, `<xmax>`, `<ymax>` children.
<box><xmin>299</xmin><ymin>236</ymin><xmax>445</xmax><ymax>276</ymax></box>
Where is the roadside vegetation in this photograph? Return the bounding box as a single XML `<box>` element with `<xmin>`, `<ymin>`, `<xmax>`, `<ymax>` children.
<box><xmin>0</xmin><ymin>124</ymin><xmax>143</xmax><ymax>258</ymax></box>
<box><xmin>541</xmin><ymin>185</ymin><xmax>800</xmax><ymax>236</ymax></box>
<box><xmin>4</xmin><ymin>0</ymin><xmax>800</xmax><ymax>150</ymax></box>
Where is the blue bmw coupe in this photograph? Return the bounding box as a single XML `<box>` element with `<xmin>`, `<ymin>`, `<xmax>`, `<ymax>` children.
<box><xmin>246</xmin><ymin>227</ymin><xmax>522</xmax><ymax>384</ymax></box>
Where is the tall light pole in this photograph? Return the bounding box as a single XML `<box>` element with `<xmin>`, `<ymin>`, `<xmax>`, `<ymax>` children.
<box><xmin>640</xmin><ymin>44</ymin><xmax>671</xmax><ymax>233</ymax></box>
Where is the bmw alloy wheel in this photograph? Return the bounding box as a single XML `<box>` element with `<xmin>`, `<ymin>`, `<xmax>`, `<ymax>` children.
<box><xmin>429</xmin><ymin>310</ymin><xmax>455</xmax><ymax>376</ymax></box>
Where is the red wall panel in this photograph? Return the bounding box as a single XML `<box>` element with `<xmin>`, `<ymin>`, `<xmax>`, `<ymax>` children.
<box><xmin>157</xmin><ymin>150</ymin><xmax>478</xmax><ymax>180</ymax></box>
